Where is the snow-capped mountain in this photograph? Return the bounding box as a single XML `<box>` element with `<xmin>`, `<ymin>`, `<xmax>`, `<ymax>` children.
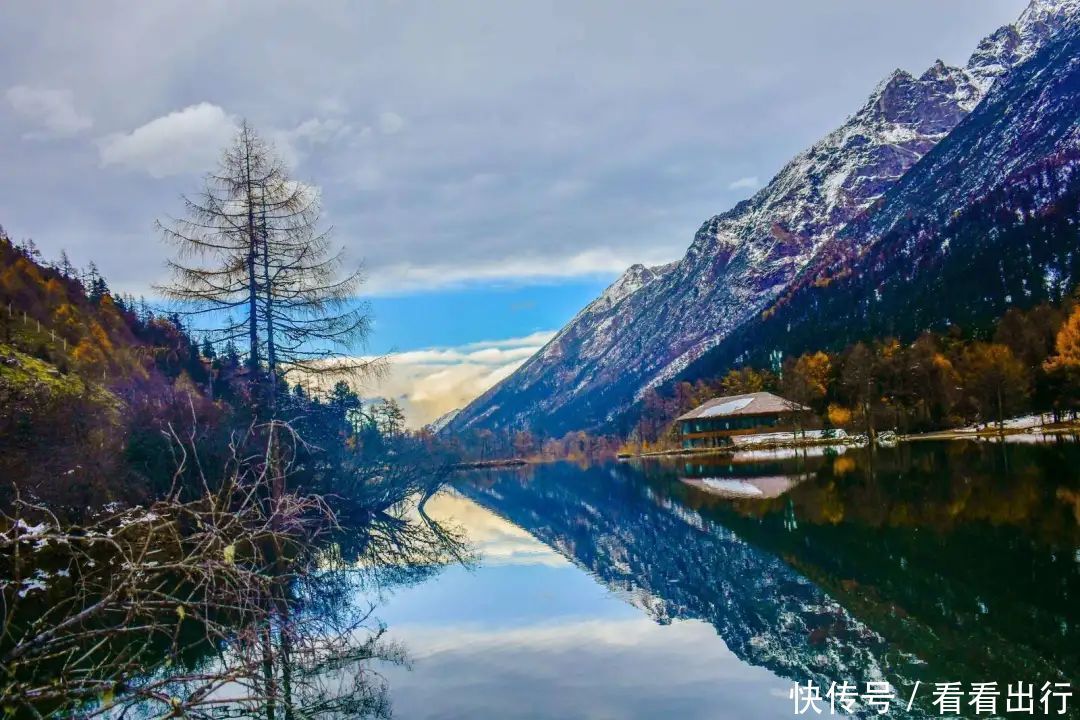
<box><xmin>451</xmin><ymin>0</ymin><xmax>1075</xmax><ymax>437</ymax></box>
<box><xmin>457</xmin><ymin>464</ymin><xmax>927</xmax><ymax>717</ymax></box>
<box><xmin>683</xmin><ymin>4</ymin><xmax>1080</xmax><ymax>383</ymax></box>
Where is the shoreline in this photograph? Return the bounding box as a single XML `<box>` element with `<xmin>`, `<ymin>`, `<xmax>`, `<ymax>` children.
<box><xmin>450</xmin><ymin>458</ymin><xmax>530</xmax><ymax>470</ymax></box>
<box><xmin>617</xmin><ymin>422</ymin><xmax>1080</xmax><ymax>459</ymax></box>
<box><xmin>618</xmin><ymin>434</ymin><xmax>865</xmax><ymax>459</ymax></box>
<box><xmin>903</xmin><ymin>423</ymin><xmax>1080</xmax><ymax>442</ymax></box>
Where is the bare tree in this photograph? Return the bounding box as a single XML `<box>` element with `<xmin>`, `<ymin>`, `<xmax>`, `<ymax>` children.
<box><xmin>158</xmin><ymin>121</ymin><xmax>380</xmax><ymax>411</ymax></box>
<box><xmin>158</xmin><ymin>122</ymin><xmax>266</xmax><ymax>374</ymax></box>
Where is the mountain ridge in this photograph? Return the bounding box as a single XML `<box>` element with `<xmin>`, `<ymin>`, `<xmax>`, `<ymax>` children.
<box><xmin>678</xmin><ymin>12</ymin><xmax>1080</xmax><ymax>393</ymax></box>
<box><xmin>450</xmin><ymin>0</ymin><xmax>1075</xmax><ymax>437</ymax></box>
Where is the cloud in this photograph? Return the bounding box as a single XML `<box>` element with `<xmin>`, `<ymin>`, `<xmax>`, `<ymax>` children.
<box><xmin>360</xmin><ymin>249</ymin><xmax>676</xmax><ymax>296</ymax></box>
<box><xmin>727</xmin><ymin>175</ymin><xmax>761</xmax><ymax>191</ymax></box>
<box><xmin>97</xmin><ymin>102</ymin><xmax>238</xmax><ymax>177</ymax></box>
<box><xmin>0</xmin><ymin>2</ymin><xmax>1028</xmax><ymax>294</ymax></box>
<box><xmin>458</xmin><ymin>331</ymin><xmax>555</xmax><ymax>350</ymax></box>
<box><xmin>420</xmin><ymin>492</ymin><xmax>568</xmax><ymax>567</ymax></box>
<box><xmin>381</xmin><ymin>617</ymin><xmax>789</xmax><ymax>719</ymax></box>
<box><xmin>273</xmin><ymin>116</ymin><xmax>353</xmax><ymax>166</ymax></box>
<box><xmin>378</xmin><ymin>111</ymin><xmax>404</xmax><ymax>134</ymax></box>
<box><xmin>354</xmin><ymin>163</ymin><xmax>384</xmax><ymax>191</ymax></box>
<box><xmin>349</xmin><ymin>331</ymin><xmax>555</xmax><ymax>427</ymax></box>
<box><xmin>291</xmin><ymin>116</ymin><xmax>351</xmax><ymax>145</ymax></box>
<box><xmin>6</xmin><ymin>85</ymin><xmax>92</xmax><ymax>138</ymax></box>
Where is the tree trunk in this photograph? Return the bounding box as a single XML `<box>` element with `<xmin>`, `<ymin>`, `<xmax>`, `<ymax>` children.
<box><xmin>261</xmin><ymin>205</ymin><xmax>277</xmax><ymax>408</ymax></box>
<box><xmin>244</xmin><ymin>137</ymin><xmax>261</xmax><ymax>377</ymax></box>
<box><xmin>262</xmin><ymin>623</ymin><xmax>277</xmax><ymax>720</ymax></box>
<box><xmin>996</xmin><ymin>384</ymin><xmax>1005</xmax><ymax>432</ymax></box>
<box><xmin>863</xmin><ymin>394</ymin><xmax>875</xmax><ymax>441</ymax></box>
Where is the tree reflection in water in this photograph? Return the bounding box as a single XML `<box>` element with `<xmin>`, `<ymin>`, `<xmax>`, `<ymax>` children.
<box><xmin>0</xmin><ymin>432</ymin><xmax>473</xmax><ymax>719</ymax></box>
<box><xmin>457</xmin><ymin>440</ymin><xmax>1079</xmax><ymax>718</ymax></box>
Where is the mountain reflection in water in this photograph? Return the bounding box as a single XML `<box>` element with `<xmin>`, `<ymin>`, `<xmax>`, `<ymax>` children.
<box><xmin>373</xmin><ymin>440</ymin><xmax>1078</xmax><ymax>719</ymax></box>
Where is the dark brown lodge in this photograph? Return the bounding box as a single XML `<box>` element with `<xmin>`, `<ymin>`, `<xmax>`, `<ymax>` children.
<box><xmin>674</xmin><ymin>391</ymin><xmax>809</xmax><ymax>449</ymax></box>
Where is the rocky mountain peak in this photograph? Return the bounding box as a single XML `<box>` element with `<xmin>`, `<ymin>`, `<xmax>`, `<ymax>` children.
<box><xmin>594</xmin><ymin>262</ymin><xmax>669</xmax><ymax>311</ymax></box>
<box><xmin>967</xmin><ymin>0</ymin><xmax>1078</xmax><ymax>89</ymax></box>
<box><xmin>866</xmin><ymin>63</ymin><xmax>979</xmax><ymax>129</ymax></box>
<box><xmin>448</xmin><ymin>1</ymin><xmax>1077</xmax><ymax>438</ymax></box>
<box><xmin>922</xmin><ymin>59</ymin><xmax>949</xmax><ymax>77</ymax></box>
<box><xmin>1018</xmin><ymin>0</ymin><xmax>1080</xmax><ymax>31</ymax></box>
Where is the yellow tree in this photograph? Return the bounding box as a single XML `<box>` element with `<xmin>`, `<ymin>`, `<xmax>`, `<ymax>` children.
<box><xmin>796</xmin><ymin>352</ymin><xmax>832</xmax><ymax>399</ymax></box>
<box><xmin>71</xmin><ymin>336</ymin><xmax>107</xmax><ymax>376</ymax></box>
<box><xmin>781</xmin><ymin>351</ymin><xmax>832</xmax><ymax>435</ymax></box>
<box><xmin>827</xmin><ymin>404</ymin><xmax>853</xmax><ymax>427</ymax></box>
<box><xmin>784</xmin><ymin>352</ymin><xmax>831</xmax><ymax>407</ymax></box>
<box><xmin>1045</xmin><ymin>304</ymin><xmax>1080</xmax><ymax>370</ymax></box>
<box><xmin>1043</xmin><ymin>304</ymin><xmax>1080</xmax><ymax>417</ymax></box>
<box><xmin>720</xmin><ymin>366</ymin><xmax>768</xmax><ymax>396</ymax></box>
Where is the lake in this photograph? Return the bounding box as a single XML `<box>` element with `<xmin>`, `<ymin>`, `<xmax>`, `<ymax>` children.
<box><xmin>368</xmin><ymin>440</ymin><xmax>1080</xmax><ymax>719</ymax></box>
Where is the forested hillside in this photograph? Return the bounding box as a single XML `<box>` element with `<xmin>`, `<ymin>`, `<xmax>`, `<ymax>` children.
<box><xmin>0</xmin><ymin>228</ymin><xmax>428</xmax><ymax>514</ymax></box>
<box><xmin>0</xmin><ymin>231</ymin><xmax>225</xmax><ymax>507</ymax></box>
<box><xmin>0</xmin><ymin>122</ymin><xmax>462</xmax><ymax>718</ymax></box>
<box><xmin>679</xmin><ymin>19</ymin><xmax>1080</xmax><ymax>392</ymax></box>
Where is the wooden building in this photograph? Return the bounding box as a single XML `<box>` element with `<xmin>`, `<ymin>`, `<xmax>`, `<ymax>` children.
<box><xmin>674</xmin><ymin>391</ymin><xmax>808</xmax><ymax>449</ymax></box>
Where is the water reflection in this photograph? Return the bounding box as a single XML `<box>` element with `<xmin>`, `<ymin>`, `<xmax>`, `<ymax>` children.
<box><xmin>373</xmin><ymin>493</ymin><xmax>791</xmax><ymax>720</ymax></box>
<box><xmin>30</xmin><ymin>440</ymin><xmax>1071</xmax><ymax>717</ymax></box>
<box><xmin>401</xmin><ymin>442</ymin><xmax>1075</xmax><ymax>716</ymax></box>
<box><xmin>677</xmin><ymin>448</ymin><xmax>827</xmax><ymax>498</ymax></box>
<box><xmin>455</xmin><ymin>461</ymin><xmax>901</xmax><ymax>716</ymax></box>
<box><xmin>0</xmin><ymin>484</ymin><xmax>472</xmax><ymax>719</ymax></box>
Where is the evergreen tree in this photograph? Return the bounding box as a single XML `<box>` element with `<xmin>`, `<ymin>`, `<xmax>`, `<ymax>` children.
<box><xmin>58</xmin><ymin>250</ymin><xmax>75</xmax><ymax>279</ymax></box>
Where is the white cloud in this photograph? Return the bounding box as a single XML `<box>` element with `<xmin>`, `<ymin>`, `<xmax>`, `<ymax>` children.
<box><xmin>97</xmin><ymin>102</ymin><xmax>238</xmax><ymax>177</ymax></box>
<box><xmin>458</xmin><ymin>331</ymin><xmax>556</xmax><ymax>350</ymax></box>
<box><xmin>382</xmin><ymin>617</ymin><xmax>788</xmax><ymax>719</ymax></box>
<box><xmin>420</xmin><ymin>492</ymin><xmax>568</xmax><ymax>567</ymax></box>
<box><xmin>273</xmin><ymin>117</ymin><xmax>353</xmax><ymax>166</ymax></box>
<box><xmin>336</xmin><ymin>331</ymin><xmax>556</xmax><ymax>427</ymax></box>
<box><xmin>378</xmin><ymin>111</ymin><xmax>404</xmax><ymax>134</ymax></box>
<box><xmin>727</xmin><ymin>175</ymin><xmax>761</xmax><ymax>191</ymax></box>
<box><xmin>292</xmin><ymin>116</ymin><xmax>351</xmax><ymax>144</ymax></box>
<box><xmin>360</xmin><ymin>248</ymin><xmax>677</xmax><ymax>296</ymax></box>
<box><xmin>6</xmin><ymin>85</ymin><xmax>92</xmax><ymax>138</ymax></box>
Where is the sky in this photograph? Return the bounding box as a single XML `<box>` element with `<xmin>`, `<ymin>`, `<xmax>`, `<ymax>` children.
<box><xmin>0</xmin><ymin>0</ymin><xmax>1027</xmax><ymax>425</ymax></box>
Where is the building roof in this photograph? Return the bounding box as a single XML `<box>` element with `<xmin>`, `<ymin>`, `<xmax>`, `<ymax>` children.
<box><xmin>674</xmin><ymin>391</ymin><xmax>809</xmax><ymax>422</ymax></box>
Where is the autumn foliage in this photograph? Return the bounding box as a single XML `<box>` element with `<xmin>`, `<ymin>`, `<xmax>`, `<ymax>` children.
<box><xmin>0</xmin><ymin>230</ymin><xmax>225</xmax><ymax>508</ymax></box>
<box><xmin>624</xmin><ymin>290</ymin><xmax>1080</xmax><ymax>446</ymax></box>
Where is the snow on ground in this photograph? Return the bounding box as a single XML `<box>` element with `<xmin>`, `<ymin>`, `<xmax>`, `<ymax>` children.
<box><xmin>953</xmin><ymin>413</ymin><xmax>1060</xmax><ymax>433</ymax></box>
<box><xmin>730</xmin><ymin>429</ymin><xmax>849</xmax><ymax>446</ymax></box>
<box><xmin>730</xmin><ymin>445</ymin><xmax>848</xmax><ymax>463</ymax></box>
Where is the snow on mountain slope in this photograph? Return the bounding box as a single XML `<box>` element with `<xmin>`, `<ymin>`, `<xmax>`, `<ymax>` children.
<box><xmin>682</xmin><ymin>10</ymin><xmax>1080</xmax><ymax>389</ymax></box>
<box><xmin>450</xmin><ymin>0</ymin><xmax>1076</xmax><ymax>437</ymax></box>
<box><xmin>426</xmin><ymin>407</ymin><xmax>461</xmax><ymax>435</ymax></box>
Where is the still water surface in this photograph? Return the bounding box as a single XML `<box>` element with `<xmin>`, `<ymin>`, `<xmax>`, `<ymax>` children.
<box><xmin>370</xmin><ymin>440</ymin><xmax>1080</xmax><ymax>719</ymax></box>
